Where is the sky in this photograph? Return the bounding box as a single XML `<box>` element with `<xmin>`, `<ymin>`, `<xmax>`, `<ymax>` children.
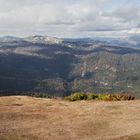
<box><xmin>0</xmin><ymin>0</ymin><xmax>140</xmax><ymax>38</ymax></box>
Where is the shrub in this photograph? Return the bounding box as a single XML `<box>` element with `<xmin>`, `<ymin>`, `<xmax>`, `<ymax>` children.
<box><xmin>98</xmin><ymin>94</ymin><xmax>109</xmax><ymax>100</ymax></box>
<box><xmin>102</xmin><ymin>94</ymin><xmax>120</xmax><ymax>101</ymax></box>
<box><xmin>87</xmin><ymin>93</ymin><xmax>98</xmax><ymax>100</ymax></box>
<box><xmin>64</xmin><ymin>92</ymin><xmax>87</xmax><ymax>101</ymax></box>
<box><xmin>98</xmin><ymin>94</ymin><xmax>135</xmax><ymax>101</ymax></box>
<box><xmin>119</xmin><ymin>94</ymin><xmax>135</xmax><ymax>101</ymax></box>
<box><xmin>64</xmin><ymin>93</ymin><xmax>135</xmax><ymax>101</ymax></box>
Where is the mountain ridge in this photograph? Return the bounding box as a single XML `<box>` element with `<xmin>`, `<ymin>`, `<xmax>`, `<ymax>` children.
<box><xmin>0</xmin><ymin>35</ymin><xmax>140</xmax><ymax>97</ymax></box>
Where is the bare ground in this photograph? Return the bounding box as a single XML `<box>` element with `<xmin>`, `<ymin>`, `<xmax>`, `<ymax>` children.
<box><xmin>0</xmin><ymin>96</ymin><xmax>140</xmax><ymax>140</ymax></box>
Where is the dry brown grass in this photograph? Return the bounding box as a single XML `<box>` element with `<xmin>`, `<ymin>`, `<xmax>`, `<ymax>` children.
<box><xmin>0</xmin><ymin>96</ymin><xmax>140</xmax><ymax>140</ymax></box>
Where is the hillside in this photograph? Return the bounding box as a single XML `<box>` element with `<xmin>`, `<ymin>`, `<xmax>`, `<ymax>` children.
<box><xmin>0</xmin><ymin>36</ymin><xmax>140</xmax><ymax>97</ymax></box>
<box><xmin>0</xmin><ymin>96</ymin><xmax>140</xmax><ymax>140</ymax></box>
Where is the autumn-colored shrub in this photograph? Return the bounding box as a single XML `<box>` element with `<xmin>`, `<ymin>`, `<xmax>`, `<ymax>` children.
<box><xmin>64</xmin><ymin>93</ymin><xmax>135</xmax><ymax>101</ymax></box>
<box><xmin>119</xmin><ymin>94</ymin><xmax>135</xmax><ymax>101</ymax></box>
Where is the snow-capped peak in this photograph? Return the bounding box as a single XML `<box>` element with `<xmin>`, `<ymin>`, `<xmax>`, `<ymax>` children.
<box><xmin>24</xmin><ymin>35</ymin><xmax>63</xmax><ymax>44</ymax></box>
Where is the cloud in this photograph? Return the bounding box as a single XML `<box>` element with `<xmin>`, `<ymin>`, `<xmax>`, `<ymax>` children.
<box><xmin>0</xmin><ymin>0</ymin><xmax>139</xmax><ymax>37</ymax></box>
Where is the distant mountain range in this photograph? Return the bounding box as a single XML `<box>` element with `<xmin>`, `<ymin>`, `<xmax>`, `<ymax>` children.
<box><xmin>0</xmin><ymin>35</ymin><xmax>140</xmax><ymax>97</ymax></box>
<box><xmin>0</xmin><ymin>35</ymin><xmax>140</xmax><ymax>49</ymax></box>
<box><xmin>95</xmin><ymin>35</ymin><xmax>140</xmax><ymax>49</ymax></box>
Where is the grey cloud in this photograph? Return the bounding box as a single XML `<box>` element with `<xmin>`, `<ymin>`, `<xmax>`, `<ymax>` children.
<box><xmin>0</xmin><ymin>0</ymin><xmax>139</xmax><ymax>37</ymax></box>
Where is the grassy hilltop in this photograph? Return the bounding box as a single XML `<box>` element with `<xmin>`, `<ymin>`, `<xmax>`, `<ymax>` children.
<box><xmin>0</xmin><ymin>96</ymin><xmax>140</xmax><ymax>140</ymax></box>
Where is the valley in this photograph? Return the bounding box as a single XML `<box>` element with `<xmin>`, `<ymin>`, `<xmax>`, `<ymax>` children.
<box><xmin>0</xmin><ymin>36</ymin><xmax>140</xmax><ymax>97</ymax></box>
